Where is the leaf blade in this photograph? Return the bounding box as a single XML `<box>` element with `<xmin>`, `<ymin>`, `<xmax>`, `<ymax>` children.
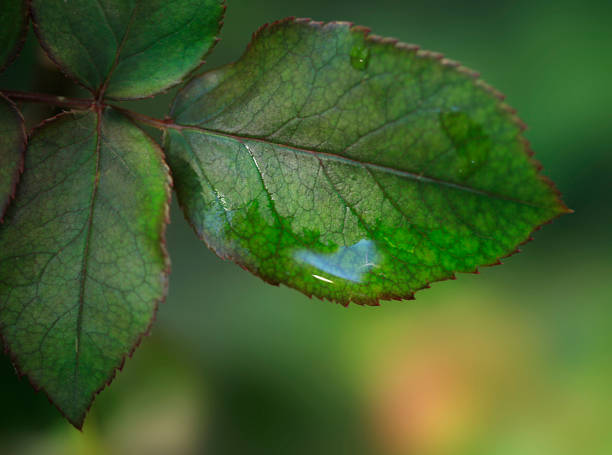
<box><xmin>0</xmin><ymin>93</ymin><xmax>26</xmax><ymax>221</ymax></box>
<box><xmin>30</xmin><ymin>0</ymin><xmax>225</xmax><ymax>99</ymax></box>
<box><xmin>0</xmin><ymin>108</ymin><xmax>170</xmax><ymax>427</ymax></box>
<box><xmin>165</xmin><ymin>19</ymin><xmax>568</xmax><ymax>305</ymax></box>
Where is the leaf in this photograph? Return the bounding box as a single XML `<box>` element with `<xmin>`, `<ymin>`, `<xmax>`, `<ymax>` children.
<box><xmin>0</xmin><ymin>108</ymin><xmax>170</xmax><ymax>428</ymax></box>
<box><xmin>0</xmin><ymin>0</ymin><xmax>28</xmax><ymax>73</ymax></box>
<box><xmin>164</xmin><ymin>19</ymin><xmax>569</xmax><ymax>305</ymax></box>
<box><xmin>0</xmin><ymin>93</ymin><xmax>26</xmax><ymax>221</ymax></box>
<box><xmin>30</xmin><ymin>0</ymin><xmax>225</xmax><ymax>99</ymax></box>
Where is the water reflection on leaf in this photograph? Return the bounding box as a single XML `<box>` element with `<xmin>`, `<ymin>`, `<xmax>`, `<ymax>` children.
<box><xmin>294</xmin><ymin>239</ymin><xmax>379</xmax><ymax>284</ymax></box>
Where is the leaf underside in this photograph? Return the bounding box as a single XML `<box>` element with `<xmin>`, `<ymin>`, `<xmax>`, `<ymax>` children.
<box><xmin>30</xmin><ymin>0</ymin><xmax>225</xmax><ymax>99</ymax></box>
<box><xmin>0</xmin><ymin>108</ymin><xmax>170</xmax><ymax>428</ymax></box>
<box><xmin>0</xmin><ymin>93</ymin><xmax>26</xmax><ymax>221</ymax></box>
<box><xmin>165</xmin><ymin>19</ymin><xmax>569</xmax><ymax>305</ymax></box>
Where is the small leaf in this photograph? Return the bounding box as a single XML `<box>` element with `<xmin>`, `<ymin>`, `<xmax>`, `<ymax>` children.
<box><xmin>30</xmin><ymin>0</ymin><xmax>225</xmax><ymax>99</ymax></box>
<box><xmin>0</xmin><ymin>108</ymin><xmax>170</xmax><ymax>428</ymax></box>
<box><xmin>165</xmin><ymin>19</ymin><xmax>569</xmax><ymax>305</ymax></box>
<box><xmin>0</xmin><ymin>93</ymin><xmax>26</xmax><ymax>221</ymax></box>
<box><xmin>0</xmin><ymin>0</ymin><xmax>28</xmax><ymax>73</ymax></box>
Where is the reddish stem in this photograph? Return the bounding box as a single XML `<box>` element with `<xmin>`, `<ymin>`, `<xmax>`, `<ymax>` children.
<box><xmin>1</xmin><ymin>90</ymin><xmax>94</xmax><ymax>109</ymax></box>
<box><xmin>0</xmin><ymin>89</ymin><xmax>176</xmax><ymax>131</ymax></box>
<box><xmin>110</xmin><ymin>106</ymin><xmax>176</xmax><ymax>131</ymax></box>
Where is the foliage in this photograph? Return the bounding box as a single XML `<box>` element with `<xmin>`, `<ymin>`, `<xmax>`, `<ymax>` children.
<box><xmin>0</xmin><ymin>0</ymin><xmax>568</xmax><ymax>428</ymax></box>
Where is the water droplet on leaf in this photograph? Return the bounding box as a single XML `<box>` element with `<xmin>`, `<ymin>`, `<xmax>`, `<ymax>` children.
<box><xmin>350</xmin><ymin>45</ymin><xmax>370</xmax><ymax>70</ymax></box>
<box><xmin>294</xmin><ymin>239</ymin><xmax>379</xmax><ymax>283</ymax></box>
<box><xmin>312</xmin><ymin>274</ymin><xmax>334</xmax><ymax>284</ymax></box>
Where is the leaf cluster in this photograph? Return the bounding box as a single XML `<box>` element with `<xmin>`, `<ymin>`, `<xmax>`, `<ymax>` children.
<box><xmin>0</xmin><ymin>0</ymin><xmax>569</xmax><ymax>428</ymax></box>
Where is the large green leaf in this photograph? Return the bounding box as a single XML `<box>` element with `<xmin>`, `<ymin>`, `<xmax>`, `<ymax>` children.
<box><xmin>0</xmin><ymin>0</ymin><xmax>28</xmax><ymax>73</ymax></box>
<box><xmin>0</xmin><ymin>93</ymin><xmax>26</xmax><ymax>221</ymax></box>
<box><xmin>0</xmin><ymin>108</ymin><xmax>170</xmax><ymax>428</ymax></box>
<box><xmin>30</xmin><ymin>0</ymin><xmax>225</xmax><ymax>99</ymax></box>
<box><xmin>165</xmin><ymin>19</ymin><xmax>569</xmax><ymax>305</ymax></box>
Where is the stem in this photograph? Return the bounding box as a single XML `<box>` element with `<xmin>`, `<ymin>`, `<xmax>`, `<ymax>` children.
<box><xmin>1</xmin><ymin>90</ymin><xmax>94</xmax><ymax>109</ymax></box>
<box><xmin>0</xmin><ymin>89</ymin><xmax>178</xmax><ymax>131</ymax></box>
<box><xmin>110</xmin><ymin>106</ymin><xmax>176</xmax><ymax>131</ymax></box>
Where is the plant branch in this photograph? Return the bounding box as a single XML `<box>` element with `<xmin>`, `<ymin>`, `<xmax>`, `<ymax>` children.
<box><xmin>111</xmin><ymin>105</ymin><xmax>177</xmax><ymax>131</ymax></box>
<box><xmin>1</xmin><ymin>90</ymin><xmax>94</xmax><ymax>109</ymax></box>
<box><xmin>0</xmin><ymin>89</ymin><xmax>181</xmax><ymax>131</ymax></box>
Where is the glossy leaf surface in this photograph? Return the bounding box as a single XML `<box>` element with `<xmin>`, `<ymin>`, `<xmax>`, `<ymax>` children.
<box><xmin>0</xmin><ymin>0</ymin><xmax>28</xmax><ymax>72</ymax></box>
<box><xmin>30</xmin><ymin>0</ymin><xmax>224</xmax><ymax>99</ymax></box>
<box><xmin>0</xmin><ymin>109</ymin><xmax>170</xmax><ymax>427</ymax></box>
<box><xmin>165</xmin><ymin>19</ymin><xmax>568</xmax><ymax>305</ymax></box>
<box><xmin>0</xmin><ymin>93</ymin><xmax>26</xmax><ymax>220</ymax></box>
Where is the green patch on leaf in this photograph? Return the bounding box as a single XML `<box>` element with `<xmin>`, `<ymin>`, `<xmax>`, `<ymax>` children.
<box><xmin>30</xmin><ymin>0</ymin><xmax>225</xmax><ymax>98</ymax></box>
<box><xmin>0</xmin><ymin>93</ymin><xmax>26</xmax><ymax>220</ymax></box>
<box><xmin>0</xmin><ymin>108</ymin><xmax>170</xmax><ymax>428</ymax></box>
<box><xmin>350</xmin><ymin>43</ymin><xmax>370</xmax><ymax>70</ymax></box>
<box><xmin>165</xmin><ymin>19</ymin><xmax>569</xmax><ymax>305</ymax></box>
<box><xmin>440</xmin><ymin>111</ymin><xmax>493</xmax><ymax>179</ymax></box>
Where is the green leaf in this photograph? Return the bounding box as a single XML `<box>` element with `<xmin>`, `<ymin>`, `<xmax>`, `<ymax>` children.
<box><xmin>0</xmin><ymin>93</ymin><xmax>26</xmax><ymax>221</ymax></box>
<box><xmin>165</xmin><ymin>19</ymin><xmax>569</xmax><ymax>305</ymax></box>
<box><xmin>0</xmin><ymin>0</ymin><xmax>28</xmax><ymax>73</ymax></box>
<box><xmin>30</xmin><ymin>0</ymin><xmax>225</xmax><ymax>99</ymax></box>
<box><xmin>0</xmin><ymin>108</ymin><xmax>170</xmax><ymax>428</ymax></box>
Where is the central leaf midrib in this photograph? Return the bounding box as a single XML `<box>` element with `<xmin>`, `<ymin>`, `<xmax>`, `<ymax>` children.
<box><xmin>97</xmin><ymin>4</ymin><xmax>139</xmax><ymax>96</ymax></box>
<box><xmin>74</xmin><ymin>111</ymin><xmax>102</xmax><ymax>397</ymax></box>
<box><xmin>179</xmin><ymin>124</ymin><xmax>545</xmax><ymax>209</ymax></box>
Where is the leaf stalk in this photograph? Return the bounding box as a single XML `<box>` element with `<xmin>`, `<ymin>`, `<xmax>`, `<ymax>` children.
<box><xmin>0</xmin><ymin>89</ymin><xmax>175</xmax><ymax>130</ymax></box>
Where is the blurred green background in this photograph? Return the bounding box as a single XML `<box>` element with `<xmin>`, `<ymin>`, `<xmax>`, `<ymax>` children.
<box><xmin>1</xmin><ymin>0</ymin><xmax>610</xmax><ymax>453</ymax></box>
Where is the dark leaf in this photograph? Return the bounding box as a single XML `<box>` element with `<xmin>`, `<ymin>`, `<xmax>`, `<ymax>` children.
<box><xmin>30</xmin><ymin>0</ymin><xmax>225</xmax><ymax>99</ymax></box>
<box><xmin>0</xmin><ymin>0</ymin><xmax>28</xmax><ymax>73</ymax></box>
<box><xmin>0</xmin><ymin>93</ymin><xmax>26</xmax><ymax>221</ymax></box>
<box><xmin>0</xmin><ymin>108</ymin><xmax>170</xmax><ymax>427</ymax></box>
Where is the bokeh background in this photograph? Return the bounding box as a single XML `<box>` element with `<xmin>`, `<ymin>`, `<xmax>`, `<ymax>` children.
<box><xmin>1</xmin><ymin>0</ymin><xmax>610</xmax><ymax>453</ymax></box>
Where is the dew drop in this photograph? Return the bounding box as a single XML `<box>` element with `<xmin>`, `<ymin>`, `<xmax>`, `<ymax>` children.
<box><xmin>350</xmin><ymin>45</ymin><xmax>370</xmax><ymax>70</ymax></box>
<box><xmin>295</xmin><ymin>239</ymin><xmax>379</xmax><ymax>283</ymax></box>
